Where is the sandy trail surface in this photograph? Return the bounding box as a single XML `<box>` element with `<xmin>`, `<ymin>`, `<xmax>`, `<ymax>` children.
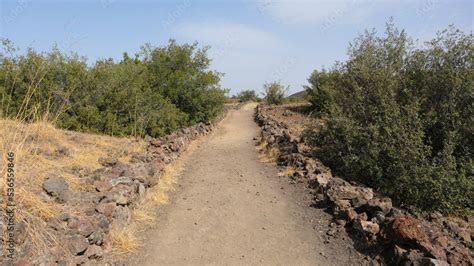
<box><xmin>132</xmin><ymin>103</ymin><xmax>365</xmax><ymax>266</ymax></box>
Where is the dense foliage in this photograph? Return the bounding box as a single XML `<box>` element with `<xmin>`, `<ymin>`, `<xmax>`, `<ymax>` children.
<box><xmin>236</xmin><ymin>89</ymin><xmax>259</xmax><ymax>102</ymax></box>
<box><xmin>0</xmin><ymin>40</ymin><xmax>227</xmax><ymax>137</ymax></box>
<box><xmin>306</xmin><ymin>23</ymin><xmax>473</xmax><ymax>213</ymax></box>
<box><xmin>263</xmin><ymin>81</ymin><xmax>287</xmax><ymax>105</ymax></box>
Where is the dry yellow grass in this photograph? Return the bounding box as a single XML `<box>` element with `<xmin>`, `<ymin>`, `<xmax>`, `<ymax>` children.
<box><xmin>260</xmin><ymin>147</ymin><xmax>280</xmax><ymax>163</ymax></box>
<box><xmin>278</xmin><ymin>166</ymin><xmax>297</xmax><ymax>178</ymax></box>
<box><xmin>109</xmin><ymin>224</ymin><xmax>141</xmax><ymax>254</ymax></box>
<box><xmin>16</xmin><ymin>188</ymin><xmax>59</xmax><ymax>220</ymax></box>
<box><xmin>131</xmin><ymin>208</ymin><xmax>156</xmax><ymax>225</ymax></box>
<box><xmin>0</xmin><ymin>118</ymin><xmax>146</xmax><ymax>257</ymax></box>
<box><xmin>256</xmin><ymin>140</ymin><xmax>279</xmax><ymax>163</ymax></box>
<box><xmin>255</xmin><ymin>139</ymin><xmax>267</xmax><ymax>151</ymax></box>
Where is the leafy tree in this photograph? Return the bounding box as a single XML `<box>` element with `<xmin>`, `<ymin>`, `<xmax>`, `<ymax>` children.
<box><xmin>144</xmin><ymin>40</ymin><xmax>226</xmax><ymax>125</ymax></box>
<box><xmin>263</xmin><ymin>81</ymin><xmax>287</xmax><ymax>105</ymax></box>
<box><xmin>236</xmin><ymin>89</ymin><xmax>259</xmax><ymax>102</ymax></box>
<box><xmin>304</xmin><ymin>68</ymin><xmax>340</xmax><ymax>115</ymax></box>
<box><xmin>306</xmin><ymin>21</ymin><xmax>473</xmax><ymax>213</ymax></box>
<box><xmin>0</xmin><ymin>39</ymin><xmax>227</xmax><ymax>138</ymax></box>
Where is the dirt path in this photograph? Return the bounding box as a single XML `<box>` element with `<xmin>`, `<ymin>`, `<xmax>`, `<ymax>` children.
<box><xmin>132</xmin><ymin>104</ymin><xmax>366</xmax><ymax>266</ymax></box>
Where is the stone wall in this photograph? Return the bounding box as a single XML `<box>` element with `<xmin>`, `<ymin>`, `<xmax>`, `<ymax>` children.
<box><xmin>255</xmin><ymin>104</ymin><xmax>472</xmax><ymax>265</ymax></box>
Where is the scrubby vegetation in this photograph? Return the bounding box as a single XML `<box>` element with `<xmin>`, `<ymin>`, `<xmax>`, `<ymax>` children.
<box><xmin>305</xmin><ymin>22</ymin><xmax>473</xmax><ymax>213</ymax></box>
<box><xmin>236</xmin><ymin>89</ymin><xmax>259</xmax><ymax>102</ymax></box>
<box><xmin>0</xmin><ymin>39</ymin><xmax>227</xmax><ymax>137</ymax></box>
<box><xmin>263</xmin><ymin>81</ymin><xmax>287</xmax><ymax>105</ymax></box>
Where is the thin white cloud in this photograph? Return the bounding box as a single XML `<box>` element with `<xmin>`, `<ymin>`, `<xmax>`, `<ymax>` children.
<box><xmin>172</xmin><ymin>22</ymin><xmax>295</xmax><ymax>94</ymax></box>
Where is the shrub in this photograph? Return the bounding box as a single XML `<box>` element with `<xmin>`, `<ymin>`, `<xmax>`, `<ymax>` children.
<box><xmin>236</xmin><ymin>89</ymin><xmax>259</xmax><ymax>102</ymax></box>
<box><xmin>307</xmin><ymin>22</ymin><xmax>473</xmax><ymax>213</ymax></box>
<box><xmin>263</xmin><ymin>81</ymin><xmax>287</xmax><ymax>105</ymax></box>
<box><xmin>0</xmin><ymin>39</ymin><xmax>226</xmax><ymax>138</ymax></box>
<box><xmin>304</xmin><ymin>69</ymin><xmax>340</xmax><ymax>115</ymax></box>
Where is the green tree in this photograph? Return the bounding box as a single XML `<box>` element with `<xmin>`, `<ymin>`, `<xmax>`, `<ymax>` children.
<box><xmin>304</xmin><ymin>68</ymin><xmax>340</xmax><ymax>115</ymax></box>
<box><xmin>307</xmin><ymin>21</ymin><xmax>473</xmax><ymax>213</ymax></box>
<box><xmin>1</xmin><ymin>39</ymin><xmax>227</xmax><ymax>138</ymax></box>
<box><xmin>263</xmin><ymin>81</ymin><xmax>287</xmax><ymax>105</ymax></box>
<box><xmin>144</xmin><ymin>40</ymin><xmax>226</xmax><ymax>125</ymax></box>
<box><xmin>236</xmin><ymin>89</ymin><xmax>259</xmax><ymax>102</ymax></box>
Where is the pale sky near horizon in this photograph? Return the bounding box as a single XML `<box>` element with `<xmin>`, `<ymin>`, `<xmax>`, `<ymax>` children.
<box><xmin>1</xmin><ymin>0</ymin><xmax>473</xmax><ymax>95</ymax></box>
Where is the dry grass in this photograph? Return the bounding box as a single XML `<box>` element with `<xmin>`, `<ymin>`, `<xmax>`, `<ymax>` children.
<box><xmin>278</xmin><ymin>166</ymin><xmax>297</xmax><ymax>178</ymax></box>
<box><xmin>131</xmin><ymin>209</ymin><xmax>156</xmax><ymax>225</ymax></box>
<box><xmin>255</xmin><ymin>140</ymin><xmax>267</xmax><ymax>152</ymax></box>
<box><xmin>0</xmin><ymin>118</ymin><xmax>146</xmax><ymax>257</ymax></box>
<box><xmin>16</xmin><ymin>188</ymin><xmax>59</xmax><ymax>220</ymax></box>
<box><xmin>109</xmin><ymin>224</ymin><xmax>141</xmax><ymax>254</ymax></box>
<box><xmin>257</xmin><ymin>141</ymin><xmax>280</xmax><ymax>163</ymax></box>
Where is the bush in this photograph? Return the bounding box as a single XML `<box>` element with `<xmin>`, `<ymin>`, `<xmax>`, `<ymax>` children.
<box><xmin>236</xmin><ymin>89</ymin><xmax>259</xmax><ymax>102</ymax></box>
<box><xmin>0</xmin><ymin>39</ymin><xmax>226</xmax><ymax>138</ymax></box>
<box><xmin>263</xmin><ymin>81</ymin><xmax>287</xmax><ymax>105</ymax></box>
<box><xmin>304</xmin><ymin>69</ymin><xmax>340</xmax><ymax>115</ymax></box>
<box><xmin>307</xmin><ymin>22</ymin><xmax>473</xmax><ymax>213</ymax></box>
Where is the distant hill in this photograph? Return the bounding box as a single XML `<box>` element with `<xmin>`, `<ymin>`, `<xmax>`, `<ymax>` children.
<box><xmin>287</xmin><ymin>90</ymin><xmax>308</xmax><ymax>100</ymax></box>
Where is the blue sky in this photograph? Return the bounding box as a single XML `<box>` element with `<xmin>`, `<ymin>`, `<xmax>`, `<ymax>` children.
<box><xmin>1</xmin><ymin>0</ymin><xmax>473</xmax><ymax>95</ymax></box>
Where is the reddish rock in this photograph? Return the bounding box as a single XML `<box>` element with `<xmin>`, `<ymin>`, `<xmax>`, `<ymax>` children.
<box><xmin>105</xmin><ymin>184</ymin><xmax>135</xmax><ymax>205</ymax></box>
<box><xmin>308</xmin><ymin>173</ymin><xmax>331</xmax><ymax>189</ymax></box>
<box><xmin>85</xmin><ymin>244</ymin><xmax>103</xmax><ymax>259</ymax></box>
<box><xmin>133</xmin><ymin>160</ymin><xmax>165</xmax><ymax>186</ymax></box>
<box><xmin>325</xmin><ymin>178</ymin><xmax>374</xmax><ymax>202</ymax></box>
<box><xmin>68</xmin><ymin>218</ymin><xmax>96</xmax><ymax>237</ymax></box>
<box><xmin>94</xmin><ymin>180</ymin><xmax>112</xmax><ymax>192</ymax></box>
<box><xmin>67</xmin><ymin>234</ymin><xmax>89</xmax><ymax>255</ymax></box>
<box><xmin>446</xmin><ymin>246</ymin><xmax>473</xmax><ymax>265</ymax></box>
<box><xmin>96</xmin><ymin>202</ymin><xmax>117</xmax><ymax>217</ymax></box>
<box><xmin>333</xmin><ymin>199</ymin><xmax>351</xmax><ymax>215</ymax></box>
<box><xmin>353</xmin><ymin>219</ymin><xmax>380</xmax><ymax>237</ymax></box>
<box><xmin>381</xmin><ymin>216</ymin><xmax>427</xmax><ymax>246</ymax></box>
<box><xmin>431</xmin><ymin>234</ymin><xmax>449</xmax><ymax>249</ymax></box>
<box><xmin>419</xmin><ymin>241</ymin><xmax>447</xmax><ymax>261</ymax></box>
<box><xmin>358</xmin><ymin>212</ymin><xmax>368</xmax><ymax>221</ymax></box>
<box><xmin>127</xmin><ymin>164</ymin><xmax>149</xmax><ymax>178</ymax></box>
<box><xmin>341</xmin><ymin>208</ymin><xmax>358</xmax><ymax>222</ymax></box>
<box><xmin>457</xmin><ymin>228</ymin><xmax>471</xmax><ymax>243</ymax></box>
<box><xmin>14</xmin><ymin>259</ymin><xmax>29</xmax><ymax>266</ymax></box>
<box><xmin>149</xmin><ymin>139</ymin><xmax>162</xmax><ymax>147</ymax></box>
